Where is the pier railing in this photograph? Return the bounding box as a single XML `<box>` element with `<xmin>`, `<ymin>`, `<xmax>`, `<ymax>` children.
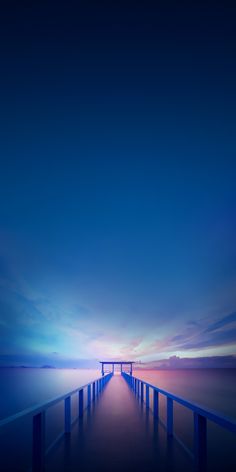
<box><xmin>122</xmin><ymin>372</ymin><xmax>236</xmax><ymax>471</ymax></box>
<box><xmin>0</xmin><ymin>372</ymin><xmax>112</xmax><ymax>472</ymax></box>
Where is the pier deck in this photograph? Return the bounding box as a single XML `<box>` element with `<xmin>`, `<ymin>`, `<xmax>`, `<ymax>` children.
<box><xmin>46</xmin><ymin>375</ymin><xmax>192</xmax><ymax>472</ymax></box>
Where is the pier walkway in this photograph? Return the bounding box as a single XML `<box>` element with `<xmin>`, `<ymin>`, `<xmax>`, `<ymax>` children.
<box><xmin>1</xmin><ymin>370</ymin><xmax>235</xmax><ymax>471</ymax></box>
<box><xmin>46</xmin><ymin>375</ymin><xmax>192</xmax><ymax>472</ymax></box>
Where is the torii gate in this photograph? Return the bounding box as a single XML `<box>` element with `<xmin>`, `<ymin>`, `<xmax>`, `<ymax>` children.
<box><xmin>99</xmin><ymin>361</ymin><xmax>134</xmax><ymax>376</ymax></box>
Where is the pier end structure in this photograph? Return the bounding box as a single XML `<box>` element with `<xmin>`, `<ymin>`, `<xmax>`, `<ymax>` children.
<box><xmin>99</xmin><ymin>361</ymin><xmax>134</xmax><ymax>376</ymax></box>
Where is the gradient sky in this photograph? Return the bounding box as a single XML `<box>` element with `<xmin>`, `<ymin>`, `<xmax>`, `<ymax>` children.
<box><xmin>0</xmin><ymin>1</ymin><xmax>236</xmax><ymax>366</ymax></box>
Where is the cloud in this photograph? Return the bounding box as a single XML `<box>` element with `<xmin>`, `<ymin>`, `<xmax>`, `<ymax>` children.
<box><xmin>133</xmin><ymin>311</ymin><xmax>236</xmax><ymax>361</ymax></box>
<box><xmin>204</xmin><ymin>312</ymin><xmax>236</xmax><ymax>333</ymax></box>
<box><xmin>138</xmin><ymin>355</ymin><xmax>236</xmax><ymax>369</ymax></box>
<box><xmin>1</xmin><ymin>241</ymin><xmax>236</xmax><ymax>364</ymax></box>
<box><xmin>167</xmin><ymin>312</ymin><xmax>236</xmax><ymax>352</ymax></box>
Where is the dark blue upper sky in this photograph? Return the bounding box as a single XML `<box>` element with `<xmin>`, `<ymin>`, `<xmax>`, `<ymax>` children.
<box><xmin>0</xmin><ymin>1</ymin><xmax>236</xmax><ymax>365</ymax></box>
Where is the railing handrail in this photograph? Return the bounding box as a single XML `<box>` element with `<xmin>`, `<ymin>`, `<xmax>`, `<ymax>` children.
<box><xmin>123</xmin><ymin>372</ymin><xmax>236</xmax><ymax>433</ymax></box>
<box><xmin>0</xmin><ymin>372</ymin><xmax>111</xmax><ymax>428</ymax></box>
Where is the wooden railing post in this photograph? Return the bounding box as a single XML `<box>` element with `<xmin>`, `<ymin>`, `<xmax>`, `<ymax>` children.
<box><xmin>154</xmin><ymin>390</ymin><xmax>159</xmax><ymax>418</ymax></box>
<box><xmin>93</xmin><ymin>381</ymin><xmax>96</xmax><ymax>401</ymax></box>
<box><xmin>64</xmin><ymin>396</ymin><xmax>71</xmax><ymax>434</ymax></box>
<box><xmin>194</xmin><ymin>413</ymin><xmax>207</xmax><ymax>472</ymax></box>
<box><xmin>79</xmin><ymin>389</ymin><xmax>84</xmax><ymax>417</ymax></box>
<box><xmin>32</xmin><ymin>411</ymin><xmax>45</xmax><ymax>472</ymax></box>
<box><xmin>167</xmin><ymin>397</ymin><xmax>173</xmax><ymax>436</ymax></box>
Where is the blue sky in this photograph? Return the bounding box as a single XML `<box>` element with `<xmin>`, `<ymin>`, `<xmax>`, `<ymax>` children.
<box><xmin>0</xmin><ymin>1</ymin><xmax>236</xmax><ymax>366</ymax></box>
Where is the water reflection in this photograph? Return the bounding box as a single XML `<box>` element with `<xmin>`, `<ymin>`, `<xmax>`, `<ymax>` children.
<box><xmin>0</xmin><ymin>370</ymin><xmax>236</xmax><ymax>472</ymax></box>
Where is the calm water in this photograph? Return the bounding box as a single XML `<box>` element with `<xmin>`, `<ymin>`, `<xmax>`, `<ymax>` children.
<box><xmin>0</xmin><ymin>368</ymin><xmax>101</xmax><ymax>420</ymax></box>
<box><xmin>134</xmin><ymin>369</ymin><xmax>236</xmax><ymax>472</ymax></box>
<box><xmin>135</xmin><ymin>368</ymin><xmax>236</xmax><ymax>419</ymax></box>
<box><xmin>0</xmin><ymin>368</ymin><xmax>236</xmax><ymax>420</ymax></box>
<box><xmin>0</xmin><ymin>368</ymin><xmax>235</xmax><ymax>471</ymax></box>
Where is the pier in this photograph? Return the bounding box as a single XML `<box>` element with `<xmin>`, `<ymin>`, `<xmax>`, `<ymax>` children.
<box><xmin>0</xmin><ymin>365</ymin><xmax>236</xmax><ymax>472</ymax></box>
<box><xmin>100</xmin><ymin>360</ymin><xmax>134</xmax><ymax>375</ymax></box>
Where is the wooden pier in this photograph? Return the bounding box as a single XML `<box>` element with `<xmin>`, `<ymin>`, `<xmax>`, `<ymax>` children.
<box><xmin>100</xmin><ymin>360</ymin><xmax>134</xmax><ymax>375</ymax></box>
<box><xmin>45</xmin><ymin>373</ymin><xmax>192</xmax><ymax>472</ymax></box>
<box><xmin>0</xmin><ymin>368</ymin><xmax>236</xmax><ymax>472</ymax></box>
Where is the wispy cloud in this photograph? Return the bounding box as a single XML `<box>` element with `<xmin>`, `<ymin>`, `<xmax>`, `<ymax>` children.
<box><xmin>138</xmin><ymin>354</ymin><xmax>236</xmax><ymax>369</ymax></box>
<box><xmin>1</xmin><ymin>241</ymin><xmax>236</xmax><ymax>365</ymax></box>
<box><xmin>171</xmin><ymin>312</ymin><xmax>236</xmax><ymax>350</ymax></box>
<box><xmin>146</xmin><ymin>312</ymin><xmax>236</xmax><ymax>356</ymax></box>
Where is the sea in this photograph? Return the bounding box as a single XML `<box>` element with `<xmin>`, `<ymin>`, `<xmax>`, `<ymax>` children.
<box><xmin>0</xmin><ymin>368</ymin><xmax>235</xmax><ymax>471</ymax></box>
<box><xmin>1</xmin><ymin>368</ymin><xmax>235</xmax><ymax>420</ymax></box>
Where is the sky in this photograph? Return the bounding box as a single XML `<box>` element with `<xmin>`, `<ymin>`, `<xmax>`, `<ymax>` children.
<box><xmin>0</xmin><ymin>1</ymin><xmax>236</xmax><ymax>367</ymax></box>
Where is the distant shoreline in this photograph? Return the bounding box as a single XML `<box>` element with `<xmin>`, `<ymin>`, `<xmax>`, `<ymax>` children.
<box><xmin>1</xmin><ymin>366</ymin><xmax>236</xmax><ymax>370</ymax></box>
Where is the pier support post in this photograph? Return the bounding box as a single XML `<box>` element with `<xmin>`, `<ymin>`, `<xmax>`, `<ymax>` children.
<box><xmin>32</xmin><ymin>411</ymin><xmax>45</xmax><ymax>472</ymax></box>
<box><xmin>154</xmin><ymin>390</ymin><xmax>159</xmax><ymax>419</ymax></box>
<box><xmin>167</xmin><ymin>397</ymin><xmax>173</xmax><ymax>436</ymax></box>
<box><xmin>79</xmin><ymin>389</ymin><xmax>84</xmax><ymax>417</ymax></box>
<box><xmin>146</xmin><ymin>385</ymin><xmax>149</xmax><ymax>409</ymax></box>
<box><xmin>194</xmin><ymin>413</ymin><xmax>207</xmax><ymax>472</ymax></box>
<box><xmin>87</xmin><ymin>384</ymin><xmax>91</xmax><ymax>406</ymax></box>
<box><xmin>141</xmin><ymin>382</ymin><xmax>144</xmax><ymax>402</ymax></box>
<box><xmin>64</xmin><ymin>396</ymin><xmax>71</xmax><ymax>434</ymax></box>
